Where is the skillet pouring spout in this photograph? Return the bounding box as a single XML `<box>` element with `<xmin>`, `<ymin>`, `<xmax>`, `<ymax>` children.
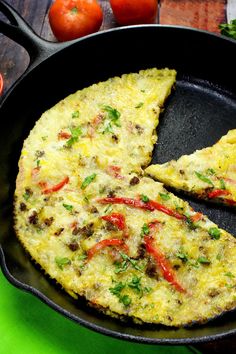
<box><xmin>1</xmin><ymin>0</ymin><xmax>236</xmax><ymax>344</ymax></box>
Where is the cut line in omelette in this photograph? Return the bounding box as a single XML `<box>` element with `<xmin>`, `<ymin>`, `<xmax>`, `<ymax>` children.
<box><xmin>146</xmin><ymin>129</ymin><xmax>236</xmax><ymax>207</ymax></box>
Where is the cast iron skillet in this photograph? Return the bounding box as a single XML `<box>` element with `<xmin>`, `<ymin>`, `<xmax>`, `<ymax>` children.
<box><xmin>0</xmin><ymin>0</ymin><xmax>236</xmax><ymax>345</ymax></box>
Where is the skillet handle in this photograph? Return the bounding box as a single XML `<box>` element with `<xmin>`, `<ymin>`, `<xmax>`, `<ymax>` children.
<box><xmin>0</xmin><ymin>0</ymin><xmax>67</xmax><ymax>68</ymax></box>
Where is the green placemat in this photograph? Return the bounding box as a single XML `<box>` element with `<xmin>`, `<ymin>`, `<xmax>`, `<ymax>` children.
<box><xmin>0</xmin><ymin>270</ymin><xmax>199</xmax><ymax>354</ymax></box>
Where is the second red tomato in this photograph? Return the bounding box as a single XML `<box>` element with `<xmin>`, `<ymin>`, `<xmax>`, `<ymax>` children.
<box><xmin>110</xmin><ymin>0</ymin><xmax>158</xmax><ymax>25</ymax></box>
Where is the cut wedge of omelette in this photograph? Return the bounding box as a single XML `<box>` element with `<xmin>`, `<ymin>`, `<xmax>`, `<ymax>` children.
<box><xmin>14</xmin><ymin>69</ymin><xmax>236</xmax><ymax>327</ymax></box>
<box><xmin>146</xmin><ymin>129</ymin><xmax>236</xmax><ymax>207</ymax></box>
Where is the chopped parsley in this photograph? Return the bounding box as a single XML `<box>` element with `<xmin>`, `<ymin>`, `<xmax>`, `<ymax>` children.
<box><xmin>224</xmin><ymin>272</ymin><xmax>235</xmax><ymax>278</ymax></box>
<box><xmin>135</xmin><ymin>102</ymin><xmax>144</xmax><ymax>109</ymax></box>
<box><xmin>77</xmin><ymin>254</ymin><xmax>87</xmax><ymax>261</ymax></box>
<box><xmin>128</xmin><ymin>276</ymin><xmax>142</xmax><ymax>293</ymax></box>
<box><xmin>176</xmin><ymin>250</ymin><xmax>188</xmax><ymax>262</ymax></box>
<box><xmin>194</xmin><ymin>171</ymin><xmax>214</xmax><ymax>187</ymax></box>
<box><xmin>208</xmin><ymin>227</ymin><xmax>221</xmax><ymax>240</ymax></box>
<box><xmin>197</xmin><ymin>256</ymin><xmax>211</xmax><ymax>264</ymax></box>
<box><xmin>36</xmin><ymin>159</ymin><xmax>40</xmax><ymax>167</ymax></box>
<box><xmin>55</xmin><ymin>257</ymin><xmax>71</xmax><ymax>270</ymax></box>
<box><xmin>119</xmin><ymin>294</ymin><xmax>132</xmax><ymax>306</ymax></box>
<box><xmin>118</xmin><ymin>252</ymin><xmax>143</xmax><ymax>271</ymax></box>
<box><xmin>206</xmin><ymin>168</ymin><xmax>216</xmax><ymax>175</ymax></box>
<box><xmin>66</xmin><ymin>126</ymin><xmax>82</xmax><ymax>147</ymax></box>
<box><xmin>63</xmin><ymin>203</ymin><xmax>73</xmax><ymax>212</ymax></box>
<box><xmin>109</xmin><ymin>282</ymin><xmax>125</xmax><ymax>296</ymax></box>
<box><xmin>141</xmin><ymin>194</ymin><xmax>149</xmax><ymax>203</ymax></box>
<box><xmin>141</xmin><ymin>223</ymin><xmax>150</xmax><ymax>237</ymax></box>
<box><xmin>219</xmin><ymin>178</ymin><xmax>226</xmax><ymax>190</ymax></box>
<box><xmin>101</xmin><ymin>105</ymin><xmax>121</xmax><ymax>133</ymax></box>
<box><xmin>23</xmin><ymin>188</ymin><xmax>32</xmax><ymax>201</ymax></box>
<box><xmin>159</xmin><ymin>192</ymin><xmax>170</xmax><ymax>201</ymax></box>
<box><xmin>81</xmin><ymin>173</ymin><xmax>96</xmax><ymax>190</ymax></box>
<box><xmin>71</xmin><ymin>7</ymin><xmax>78</xmax><ymax>14</ymax></box>
<box><xmin>72</xmin><ymin>110</ymin><xmax>80</xmax><ymax>119</ymax></box>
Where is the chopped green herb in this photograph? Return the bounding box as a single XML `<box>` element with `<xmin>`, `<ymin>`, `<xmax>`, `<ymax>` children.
<box><xmin>141</xmin><ymin>194</ymin><xmax>149</xmax><ymax>203</ymax></box>
<box><xmin>77</xmin><ymin>254</ymin><xmax>87</xmax><ymax>261</ymax></box>
<box><xmin>176</xmin><ymin>251</ymin><xmax>188</xmax><ymax>262</ymax></box>
<box><xmin>128</xmin><ymin>276</ymin><xmax>142</xmax><ymax>293</ymax></box>
<box><xmin>114</xmin><ymin>260</ymin><xmax>128</xmax><ymax>274</ymax></box>
<box><xmin>55</xmin><ymin>257</ymin><xmax>71</xmax><ymax>270</ymax></box>
<box><xmin>63</xmin><ymin>203</ymin><xmax>73</xmax><ymax>212</ymax></box>
<box><xmin>66</xmin><ymin>126</ymin><xmax>82</xmax><ymax>147</ymax></box>
<box><xmin>109</xmin><ymin>282</ymin><xmax>125</xmax><ymax>296</ymax></box>
<box><xmin>140</xmin><ymin>89</ymin><xmax>146</xmax><ymax>93</ymax></box>
<box><xmin>36</xmin><ymin>159</ymin><xmax>40</xmax><ymax>167</ymax></box>
<box><xmin>104</xmin><ymin>204</ymin><xmax>113</xmax><ymax>214</ymax></box>
<box><xmin>135</xmin><ymin>102</ymin><xmax>144</xmax><ymax>109</ymax></box>
<box><xmin>103</xmin><ymin>105</ymin><xmax>121</xmax><ymax>125</ymax></box>
<box><xmin>119</xmin><ymin>252</ymin><xmax>143</xmax><ymax>271</ymax></box>
<box><xmin>219</xmin><ymin>179</ymin><xmax>226</xmax><ymax>190</ymax></box>
<box><xmin>72</xmin><ymin>110</ymin><xmax>80</xmax><ymax>119</ymax></box>
<box><xmin>120</xmin><ymin>294</ymin><xmax>131</xmax><ymax>307</ymax></box>
<box><xmin>141</xmin><ymin>223</ymin><xmax>150</xmax><ymax>237</ymax></box>
<box><xmin>194</xmin><ymin>171</ymin><xmax>214</xmax><ymax>186</ymax></box>
<box><xmin>41</xmin><ymin>136</ymin><xmax>47</xmax><ymax>141</ymax></box>
<box><xmin>23</xmin><ymin>189</ymin><xmax>32</xmax><ymax>201</ymax></box>
<box><xmin>224</xmin><ymin>272</ymin><xmax>235</xmax><ymax>278</ymax></box>
<box><xmin>83</xmin><ymin>195</ymin><xmax>90</xmax><ymax>204</ymax></box>
<box><xmin>216</xmin><ymin>253</ymin><xmax>222</xmax><ymax>261</ymax></box>
<box><xmin>206</xmin><ymin>168</ymin><xmax>216</xmax><ymax>175</ymax></box>
<box><xmin>174</xmin><ymin>202</ymin><xmax>184</xmax><ymax>212</ymax></box>
<box><xmin>197</xmin><ymin>256</ymin><xmax>211</xmax><ymax>264</ymax></box>
<box><xmin>81</xmin><ymin>173</ymin><xmax>96</xmax><ymax>190</ymax></box>
<box><xmin>208</xmin><ymin>227</ymin><xmax>221</xmax><ymax>240</ymax></box>
<box><xmin>159</xmin><ymin>192</ymin><xmax>170</xmax><ymax>201</ymax></box>
<box><xmin>102</xmin><ymin>122</ymin><xmax>114</xmax><ymax>134</ymax></box>
<box><xmin>219</xmin><ymin>19</ymin><xmax>236</xmax><ymax>39</ymax></box>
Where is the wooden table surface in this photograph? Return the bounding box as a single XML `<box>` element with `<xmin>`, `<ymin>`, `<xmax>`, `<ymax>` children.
<box><xmin>0</xmin><ymin>1</ymin><xmax>236</xmax><ymax>353</ymax></box>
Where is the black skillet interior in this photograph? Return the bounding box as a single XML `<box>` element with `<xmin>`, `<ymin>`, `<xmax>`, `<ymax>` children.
<box><xmin>1</xmin><ymin>23</ymin><xmax>236</xmax><ymax>344</ymax></box>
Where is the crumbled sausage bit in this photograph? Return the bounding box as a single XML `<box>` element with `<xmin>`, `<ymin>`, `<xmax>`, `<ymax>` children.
<box><xmin>68</xmin><ymin>241</ymin><xmax>79</xmax><ymax>251</ymax></box>
<box><xmin>44</xmin><ymin>217</ymin><xmax>54</xmax><ymax>226</ymax></box>
<box><xmin>179</xmin><ymin>169</ymin><xmax>185</xmax><ymax>175</ymax></box>
<box><xmin>28</xmin><ymin>211</ymin><xmax>38</xmax><ymax>225</ymax></box>
<box><xmin>72</xmin><ymin>227</ymin><xmax>80</xmax><ymax>236</ymax></box>
<box><xmin>25</xmin><ymin>187</ymin><xmax>33</xmax><ymax>196</ymax></box>
<box><xmin>20</xmin><ymin>202</ymin><xmax>27</xmax><ymax>211</ymax></box>
<box><xmin>54</xmin><ymin>228</ymin><xmax>64</xmax><ymax>236</ymax></box>
<box><xmin>135</xmin><ymin>124</ymin><xmax>144</xmax><ymax>134</ymax></box>
<box><xmin>145</xmin><ymin>258</ymin><xmax>158</xmax><ymax>278</ymax></box>
<box><xmin>208</xmin><ymin>288</ymin><xmax>220</xmax><ymax>298</ymax></box>
<box><xmin>107</xmin><ymin>190</ymin><xmax>116</xmax><ymax>198</ymax></box>
<box><xmin>105</xmin><ymin>221</ymin><xmax>118</xmax><ymax>232</ymax></box>
<box><xmin>112</xmin><ymin>134</ymin><xmax>119</xmax><ymax>143</ymax></box>
<box><xmin>129</xmin><ymin>176</ymin><xmax>140</xmax><ymax>186</ymax></box>
<box><xmin>89</xmin><ymin>206</ymin><xmax>98</xmax><ymax>214</ymax></box>
<box><xmin>35</xmin><ymin>150</ymin><xmax>45</xmax><ymax>158</ymax></box>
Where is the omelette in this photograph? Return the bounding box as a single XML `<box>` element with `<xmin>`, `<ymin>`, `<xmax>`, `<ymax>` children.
<box><xmin>14</xmin><ymin>69</ymin><xmax>236</xmax><ymax>327</ymax></box>
<box><xmin>146</xmin><ymin>129</ymin><xmax>236</xmax><ymax>207</ymax></box>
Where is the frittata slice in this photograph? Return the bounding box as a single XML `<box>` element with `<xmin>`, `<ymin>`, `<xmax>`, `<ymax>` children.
<box><xmin>15</xmin><ymin>170</ymin><xmax>236</xmax><ymax>327</ymax></box>
<box><xmin>146</xmin><ymin>129</ymin><xmax>236</xmax><ymax>206</ymax></box>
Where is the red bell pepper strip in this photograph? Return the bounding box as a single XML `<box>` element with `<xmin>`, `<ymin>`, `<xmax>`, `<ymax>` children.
<box><xmin>208</xmin><ymin>189</ymin><xmax>231</xmax><ymax>199</ymax></box>
<box><xmin>87</xmin><ymin>238</ymin><xmax>129</xmax><ymax>260</ymax></box>
<box><xmin>101</xmin><ymin>213</ymin><xmax>126</xmax><ymax>230</ymax></box>
<box><xmin>42</xmin><ymin>176</ymin><xmax>69</xmax><ymax>194</ymax></box>
<box><xmin>97</xmin><ymin>197</ymin><xmax>185</xmax><ymax>220</ymax></box>
<box><xmin>144</xmin><ymin>234</ymin><xmax>185</xmax><ymax>293</ymax></box>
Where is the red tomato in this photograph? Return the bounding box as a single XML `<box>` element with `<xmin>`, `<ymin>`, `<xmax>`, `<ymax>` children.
<box><xmin>110</xmin><ymin>0</ymin><xmax>157</xmax><ymax>25</ymax></box>
<box><xmin>49</xmin><ymin>0</ymin><xmax>103</xmax><ymax>42</ymax></box>
<box><xmin>0</xmin><ymin>73</ymin><xmax>3</xmax><ymax>95</ymax></box>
